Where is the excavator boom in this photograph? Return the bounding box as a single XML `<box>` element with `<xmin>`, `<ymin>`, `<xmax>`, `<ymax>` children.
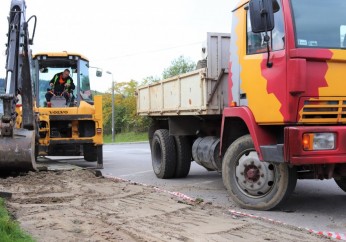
<box><xmin>0</xmin><ymin>0</ymin><xmax>37</xmax><ymax>172</ymax></box>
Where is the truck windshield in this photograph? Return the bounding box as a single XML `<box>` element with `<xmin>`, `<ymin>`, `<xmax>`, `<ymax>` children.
<box><xmin>291</xmin><ymin>0</ymin><xmax>346</xmax><ymax>49</ymax></box>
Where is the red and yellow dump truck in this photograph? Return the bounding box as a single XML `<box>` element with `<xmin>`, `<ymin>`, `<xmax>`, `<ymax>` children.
<box><xmin>137</xmin><ymin>0</ymin><xmax>346</xmax><ymax>210</ymax></box>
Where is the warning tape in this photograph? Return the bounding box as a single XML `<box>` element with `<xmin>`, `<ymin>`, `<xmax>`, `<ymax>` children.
<box><xmin>104</xmin><ymin>174</ymin><xmax>196</xmax><ymax>202</ymax></box>
<box><xmin>104</xmin><ymin>174</ymin><xmax>345</xmax><ymax>241</ymax></box>
<box><xmin>229</xmin><ymin>210</ymin><xmax>346</xmax><ymax>241</ymax></box>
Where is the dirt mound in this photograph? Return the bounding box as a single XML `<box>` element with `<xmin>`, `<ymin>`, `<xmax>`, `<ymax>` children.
<box><xmin>0</xmin><ymin>170</ymin><xmax>330</xmax><ymax>241</ymax></box>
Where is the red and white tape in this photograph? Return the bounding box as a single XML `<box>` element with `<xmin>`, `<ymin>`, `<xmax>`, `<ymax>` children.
<box><xmin>104</xmin><ymin>174</ymin><xmax>345</xmax><ymax>241</ymax></box>
<box><xmin>104</xmin><ymin>174</ymin><xmax>196</xmax><ymax>202</ymax></box>
<box><xmin>229</xmin><ymin>210</ymin><xmax>346</xmax><ymax>241</ymax></box>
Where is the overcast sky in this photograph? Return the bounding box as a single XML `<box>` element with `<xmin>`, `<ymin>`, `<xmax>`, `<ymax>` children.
<box><xmin>0</xmin><ymin>0</ymin><xmax>237</xmax><ymax>92</ymax></box>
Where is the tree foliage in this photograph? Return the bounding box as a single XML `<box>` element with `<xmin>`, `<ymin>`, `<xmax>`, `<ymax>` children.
<box><xmin>101</xmin><ymin>55</ymin><xmax>196</xmax><ymax>135</ymax></box>
<box><xmin>141</xmin><ymin>76</ymin><xmax>161</xmax><ymax>86</ymax></box>
<box><xmin>102</xmin><ymin>80</ymin><xmax>150</xmax><ymax>135</ymax></box>
<box><xmin>162</xmin><ymin>55</ymin><xmax>196</xmax><ymax>79</ymax></box>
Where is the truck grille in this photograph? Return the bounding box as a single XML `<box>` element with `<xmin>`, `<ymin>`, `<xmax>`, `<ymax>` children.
<box><xmin>300</xmin><ymin>98</ymin><xmax>346</xmax><ymax>123</ymax></box>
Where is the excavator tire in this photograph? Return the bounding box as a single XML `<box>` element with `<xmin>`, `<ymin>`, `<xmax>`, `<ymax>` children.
<box><xmin>83</xmin><ymin>144</ymin><xmax>97</xmax><ymax>162</ymax></box>
<box><xmin>0</xmin><ymin>129</ymin><xmax>36</xmax><ymax>173</ymax></box>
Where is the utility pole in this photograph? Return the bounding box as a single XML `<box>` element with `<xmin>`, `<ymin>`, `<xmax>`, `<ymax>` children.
<box><xmin>106</xmin><ymin>71</ymin><xmax>115</xmax><ymax>142</ymax></box>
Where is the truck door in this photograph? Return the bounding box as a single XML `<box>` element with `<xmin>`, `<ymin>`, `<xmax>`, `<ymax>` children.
<box><xmin>239</xmin><ymin>1</ymin><xmax>287</xmax><ymax>124</ymax></box>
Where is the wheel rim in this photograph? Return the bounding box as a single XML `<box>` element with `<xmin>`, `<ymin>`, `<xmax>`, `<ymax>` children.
<box><xmin>152</xmin><ymin>139</ymin><xmax>162</xmax><ymax>173</ymax></box>
<box><xmin>235</xmin><ymin>150</ymin><xmax>276</xmax><ymax>198</ymax></box>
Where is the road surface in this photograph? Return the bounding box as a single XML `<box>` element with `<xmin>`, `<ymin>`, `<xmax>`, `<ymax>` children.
<box><xmin>65</xmin><ymin>143</ymin><xmax>346</xmax><ymax>236</ymax></box>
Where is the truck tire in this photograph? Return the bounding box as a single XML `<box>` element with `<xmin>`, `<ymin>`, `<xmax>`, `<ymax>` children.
<box><xmin>151</xmin><ymin>129</ymin><xmax>176</xmax><ymax>179</ymax></box>
<box><xmin>174</xmin><ymin>136</ymin><xmax>192</xmax><ymax>178</ymax></box>
<box><xmin>334</xmin><ymin>177</ymin><xmax>346</xmax><ymax>192</ymax></box>
<box><xmin>83</xmin><ymin>144</ymin><xmax>97</xmax><ymax>162</ymax></box>
<box><xmin>149</xmin><ymin>123</ymin><xmax>160</xmax><ymax>151</ymax></box>
<box><xmin>222</xmin><ymin>135</ymin><xmax>297</xmax><ymax>211</ymax></box>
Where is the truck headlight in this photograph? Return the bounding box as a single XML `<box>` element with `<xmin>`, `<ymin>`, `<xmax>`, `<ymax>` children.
<box><xmin>303</xmin><ymin>133</ymin><xmax>336</xmax><ymax>151</ymax></box>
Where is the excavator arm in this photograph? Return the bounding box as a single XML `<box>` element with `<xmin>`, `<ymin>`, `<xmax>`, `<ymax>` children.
<box><xmin>0</xmin><ymin>0</ymin><xmax>37</xmax><ymax>172</ymax></box>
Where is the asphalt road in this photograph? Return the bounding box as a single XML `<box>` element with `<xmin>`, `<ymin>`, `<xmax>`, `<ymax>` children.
<box><xmin>65</xmin><ymin>143</ymin><xmax>346</xmax><ymax>235</ymax></box>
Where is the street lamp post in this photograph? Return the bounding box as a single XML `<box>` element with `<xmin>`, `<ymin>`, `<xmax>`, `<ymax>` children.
<box><xmin>106</xmin><ymin>71</ymin><xmax>115</xmax><ymax>142</ymax></box>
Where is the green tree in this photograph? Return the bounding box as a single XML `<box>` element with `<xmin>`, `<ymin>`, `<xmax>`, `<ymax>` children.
<box><xmin>141</xmin><ymin>75</ymin><xmax>161</xmax><ymax>86</ymax></box>
<box><xmin>102</xmin><ymin>80</ymin><xmax>150</xmax><ymax>135</ymax></box>
<box><xmin>101</xmin><ymin>92</ymin><xmax>112</xmax><ymax>134</ymax></box>
<box><xmin>162</xmin><ymin>55</ymin><xmax>196</xmax><ymax>79</ymax></box>
<box><xmin>102</xmin><ymin>55</ymin><xmax>197</xmax><ymax>136</ymax></box>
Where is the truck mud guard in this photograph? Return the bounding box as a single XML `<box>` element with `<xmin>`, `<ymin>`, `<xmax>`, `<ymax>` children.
<box><xmin>220</xmin><ymin>107</ymin><xmax>276</xmax><ymax>160</ymax></box>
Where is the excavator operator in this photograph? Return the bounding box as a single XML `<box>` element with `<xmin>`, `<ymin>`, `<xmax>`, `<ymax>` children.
<box><xmin>45</xmin><ymin>69</ymin><xmax>75</xmax><ymax>105</ymax></box>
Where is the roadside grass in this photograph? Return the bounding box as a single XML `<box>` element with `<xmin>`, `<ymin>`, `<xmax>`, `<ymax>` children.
<box><xmin>103</xmin><ymin>132</ymin><xmax>148</xmax><ymax>143</ymax></box>
<box><xmin>0</xmin><ymin>198</ymin><xmax>35</xmax><ymax>242</ymax></box>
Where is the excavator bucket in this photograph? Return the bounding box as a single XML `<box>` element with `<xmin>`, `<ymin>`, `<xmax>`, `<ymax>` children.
<box><xmin>0</xmin><ymin>129</ymin><xmax>36</xmax><ymax>172</ymax></box>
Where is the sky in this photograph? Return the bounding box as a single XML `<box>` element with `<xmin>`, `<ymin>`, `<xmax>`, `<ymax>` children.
<box><xmin>0</xmin><ymin>0</ymin><xmax>238</xmax><ymax>92</ymax></box>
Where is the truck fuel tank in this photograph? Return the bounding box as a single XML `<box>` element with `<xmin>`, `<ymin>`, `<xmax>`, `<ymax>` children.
<box><xmin>192</xmin><ymin>136</ymin><xmax>221</xmax><ymax>172</ymax></box>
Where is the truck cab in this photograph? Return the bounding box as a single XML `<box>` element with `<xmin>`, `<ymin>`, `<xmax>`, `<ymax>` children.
<box><xmin>223</xmin><ymin>0</ymin><xmax>346</xmax><ymax>209</ymax></box>
<box><xmin>229</xmin><ymin>0</ymin><xmax>346</xmax><ymax>166</ymax></box>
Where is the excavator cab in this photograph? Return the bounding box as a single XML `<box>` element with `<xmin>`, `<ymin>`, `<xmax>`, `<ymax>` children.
<box><xmin>32</xmin><ymin>53</ymin><xmax>93</xmax><ymax>108</ymax></box>
<box><xmin>31</xmin><ymin>52</ymin><xmax>104</xmax><ymax>168</ymax></box>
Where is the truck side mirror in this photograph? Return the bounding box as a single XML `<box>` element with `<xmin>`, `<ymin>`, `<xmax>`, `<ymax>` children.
<box><xmin>249</xmin><ymin>0</ymin><xmax>275</xmax><ymax>33</ymax></box>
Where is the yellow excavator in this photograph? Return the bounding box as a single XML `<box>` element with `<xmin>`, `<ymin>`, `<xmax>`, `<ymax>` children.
<box><xmin>31</xmin><ymin>52</ymin><xmax>104</xmax><ymax>168</ymax></box>
<box><xmin>2</xmin><ymin>0</ymin><xmax>104</xmax><ymax>173</ymax></box>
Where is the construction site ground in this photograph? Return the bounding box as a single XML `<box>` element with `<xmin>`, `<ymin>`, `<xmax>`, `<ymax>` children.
<box><xmin>0</xmin><ymin>166</ymin><xmax>332</xmax><ymax>242</ymax></box>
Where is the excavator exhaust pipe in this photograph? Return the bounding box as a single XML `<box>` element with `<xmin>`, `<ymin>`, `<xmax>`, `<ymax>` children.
<box><xmin>0</xmin><ymin>129</ymin><xmax>36</xmax><ymax>172</ymax></box>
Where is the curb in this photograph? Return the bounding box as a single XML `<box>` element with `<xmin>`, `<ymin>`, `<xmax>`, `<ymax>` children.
<box><xmin>103</xmin><ymin>174</ymin><xmax>345</xmax><ymax>241</ymax></box>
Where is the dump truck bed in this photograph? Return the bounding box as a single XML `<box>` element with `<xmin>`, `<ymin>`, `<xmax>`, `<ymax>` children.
<box><xmin>137</xmin><ymin>33</ymin><xmax>230</xmax><ymax>117</ymax></box>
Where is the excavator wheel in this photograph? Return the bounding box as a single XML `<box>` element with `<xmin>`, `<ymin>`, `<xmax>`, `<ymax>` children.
<box><xmin>0</xmin><ymin>129</ymin><xmax>37</xmax><ymax>173</ymax></box>
<box><xmin>83</xmin><ymin>144</ymin><xmax>97</xmax><ymax>162</ymax></box>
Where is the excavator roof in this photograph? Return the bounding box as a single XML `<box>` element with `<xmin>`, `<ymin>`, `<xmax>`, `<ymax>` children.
<box><xmin>32</xmin><ymin>51</ymin><xmax>89</xmax><ymax>61</ymax></box>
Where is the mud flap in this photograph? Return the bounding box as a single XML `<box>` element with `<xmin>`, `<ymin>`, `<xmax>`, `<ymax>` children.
<box><xmin>0</xmin><ymin>129</ymin><xmax>36</xmax><ymax>172</ymax></box>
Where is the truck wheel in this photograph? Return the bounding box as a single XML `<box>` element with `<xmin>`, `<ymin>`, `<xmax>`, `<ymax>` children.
<box><xmin>334</xmin><ymin>177</ymin><xmax>346</xmax><ymax>192</ymax></box>
<box><xmin>151</xmin><ymin>129</ymin><xmax>176</xmax><ymax>179</ymax></box>
<box><xmin>148</xmin><ymin>123</ymin><xmax>160</xmax><ymax>151</ymax></box>
<box><xmin>174</xmin><ymin>136</ymin><xmax>192</xmax><ymax>178</ymax></box>
<box><xmin>222</xmin><ymin>135</ymin><xmax>297</xmax><ymax>210</ymax></box>
<box><xmin>83</xmin><ymin>144</ymin><xmax>97</xmax><ymax>162</ymax></box>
